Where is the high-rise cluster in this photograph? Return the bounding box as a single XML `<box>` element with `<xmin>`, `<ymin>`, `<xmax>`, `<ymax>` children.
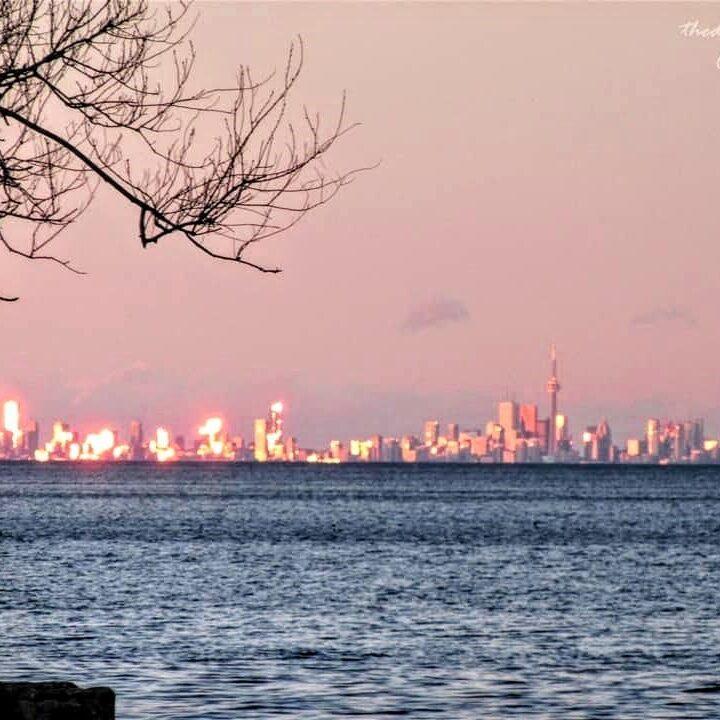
<box><xmin>2</xmin><ymin>348</ymin><xmax>720</xmax><ymax>464</ymax></box>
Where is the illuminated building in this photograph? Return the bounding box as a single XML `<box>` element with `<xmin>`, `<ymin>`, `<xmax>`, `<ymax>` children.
<box><xmin>423</xmin><ymin>420</ymin><xmax>439</xmax><ymax>447</ymax></box>
<box><xmin>329</xmin><ymin>440</ymin><xmax>346</xmax><ymax>462</ymax></box>
<box><xmin>198</xmin><ymin>417</ymin><xmax>226</xmax><ymax>457</ymax></box>
<box><xmin>447</xmin><ymin>423</ymin><xmax>459</xmax><ymax>442</ymax></box>
<box><xmin>646</xmin><ymin>419</ymin><xmax>660</xmax><ymax>457</ymax></box>
<box><xmin>285</xmin><ymin>436</ymin><xmax>297</xmax><ymax>461</ymax></box>
<box><xmin>3</xmin><ymin>400</ymin><xmax>21</xmax><ymax>451</ymax></box>
<box><xmin>498</xmin><ymin>400</ymin><xmax>520</xmax><ymax>454</ymax></box>
<box><xmin>401</xmin><ymin>445</ymin><xmax>417</xmax><ymax>462</ymax></box>
<box><xmin>149</xmin><ymin>426</ymin><xmax>176</xmax><ymax>462</ymax></box>
<box><xmin>498</xmin><ymin>401</ymin><xmax>518</xmax><ymax>438</ymax></box>
<box><xmin>595</xmin><ymin>419</ymin><xmax>612</xmax><ymax>462</ymax></box>
<box><xmin>254</xmin><ymin>418</ymin><xmax>268</xmax><ymax>462</ymax></box>
<box><xmin>582</xmin><ymin>427</ymin><xmax>596</xmax><ymax>461</ymax></box>
<box><xmin>546</xmin><ymin>345</ymin><xmax>561</xmax><ymax>456</ymax></box>
<box><xmin>519</xmin><ymin>404</ymin><xmax>538</xmax><ymax>436</ymax></box>
<box><xmin>671</xmin><ymin>423</ymin><xmax>686</xmax><ymax>461</ymax></box>
<box><xmin>401</xmin><ymin>435</ymin><xmax>418</xmax><ymax>450</ymax></box>
<box><xmin>626</xmin><ymin>438</ymin><xmax>642</xmax><ymax>457</ymax></box>
<box><xmin>470</xmin><ymin>435</ymin><xmax>488</xmax><ymax>458</ymax></box>
<box><xmin>555</xmin><ymin>414</ymin><xmax>569</xmax><ymax>452</ymax></box>
<box><xmin>266</xmin><ymin>401</ymin><xmax>284</xmax><ymax>459</ymax></box>
<box><xmin>48</xmin><ymin>421</ymin><xmax>74</xmax><ymax>458</ymax></box>
<box><xmin>81</xmin><ymin>428</ymin><xmax>116</xmax><ymax>459</ymax></box>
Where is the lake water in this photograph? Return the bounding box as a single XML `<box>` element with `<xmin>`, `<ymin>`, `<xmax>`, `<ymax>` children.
<box><xmin>1</xmin><ymin>463</ymin><xmax>720</xmax><ymax>718</ymax></box>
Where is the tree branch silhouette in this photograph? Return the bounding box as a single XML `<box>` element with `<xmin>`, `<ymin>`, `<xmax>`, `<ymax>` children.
<box><xmin>0</xmin><ymin>0</ymin><xmax>361</xmax><ymax>299</ymax></box>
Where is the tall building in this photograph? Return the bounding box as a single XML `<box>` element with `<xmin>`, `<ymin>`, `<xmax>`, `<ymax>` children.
<box><xmin>546</xmin><ymin>345</ymin><xmax>561</xmax><ymax>456</ymax></box>
<box><xmin>129</xmin><ymin>420</ymin><xmax>144</xmax><ymax>460</ymax></box>
<box><xmin>582</xmin><ymin>426</ymin><xmax>597</xmax><ymax>461</ymax></box>
<box><xmin>3</xmin><ymin>400</ymin><xmax>21</xmax><ymax>451</ymax></box>
<box><xmin>595</xmin><ymin>419</ymin><xmax>612</xmax><ymax>462</ymax></box>
<box><xmin>536</xmin><ymin>419</ymin><xmax>550</xmax><ymax>455</ymax></box>
<box><xmin>647</xmin><ymin>419</ymin><xmax>660</xmax><ymax>457</ymax></box>
<box><xmin>519</xmin><ymin>404</ymin><xmax>538</xmax><ymax>436</ymax></box>
<box><xmin>254</xmin><ymin>418</ymin><xmax>268</xmax><ymax>462</ymax></box>
<box><xmin>672</xmin><ymin>423</ymin><xmax>686</xmax><ymax>461</ymax></box>
<box><xmin>626</xmin><ymin>438</ymin><xmax>642</xmax><ymax>457</ymax></box>
<box><xmin>383</xmin><ymin>438</ymin><xmax>401</xmax><ymax>463</ymax></box>
<box><xmin>447</xmin><ymin>423</ymin><xmax>459</xmax><ymax>442</ymax></box>
<box><xmin>24</xmin><ymin>420</ymin><xmax>39</xmax><ymax>456</ymax></box>
<box><xmin>555</xmin><ymin>414</ymin><xmax>569</xmax><ymax>451</ymax></box>
<box><xmin>497</xmin><ymin>401</ymin><xmax>518</xmax><ymax>438</ymax></box>
<box><xmin>329</xmin><ymin>440</ymin><xmax>347</xmax><ymax>462</ymax></box>
<box><xmin>370</xmin><ymin>434</ymin><xmax>383</xmax><ymax>462</ymax></box>
<box><xmin>685</xmin><ymin>419</ymin><xmax>704</xmax><ymax>452</ymax></box>
<box><xmin>423</xmin><ymin>420</ymin><xmax>439</xmax><ymax>447</ymax></box>
<box><xmin>284</xmin><ymin>436</ymin><xmax>297</xmax><ymax>461</ymax></box>
<box><xmin>266</xmin><ymin>401</ymin><xmax>284</xmax><ymax>458</ymax></box>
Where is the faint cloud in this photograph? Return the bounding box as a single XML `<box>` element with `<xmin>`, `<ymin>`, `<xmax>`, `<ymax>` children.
<box><xmin>631</xmin><ymin>305</ymin><xmax>696</xmax><ymax>329</ymax></box>
<box><xmin>401</xmin><ymin>298</ymin><xmax>470</xmax><ymax>334</ymax></box>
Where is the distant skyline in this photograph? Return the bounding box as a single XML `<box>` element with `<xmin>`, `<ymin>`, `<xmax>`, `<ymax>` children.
<box><xmin>3</xmin><ymin>2</ymin><xmax>720</xmax><ymax>444</ymax></box>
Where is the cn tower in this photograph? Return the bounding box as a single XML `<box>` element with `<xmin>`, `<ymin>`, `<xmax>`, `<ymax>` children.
<box><xmin>546</xmin><ymin>344</ymin><xmax>561</xmax><ymax>456</ymax></box>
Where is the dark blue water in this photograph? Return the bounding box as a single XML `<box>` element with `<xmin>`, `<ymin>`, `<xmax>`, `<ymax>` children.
<box><xmin>2</xmin><ymin>463</ymin><xmax>720</xmax><ymax>719</ymax></box>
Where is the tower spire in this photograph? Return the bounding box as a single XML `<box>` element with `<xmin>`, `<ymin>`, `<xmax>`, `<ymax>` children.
<box><xmin>546</xmin><ymin>344</ymin><xmax>561</xmax><ymax>457</ymax></box>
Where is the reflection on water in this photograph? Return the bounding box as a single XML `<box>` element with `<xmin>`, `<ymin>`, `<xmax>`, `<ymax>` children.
<box><xmin>1</xmin><ymin>463</ymin><xmax>720</xmax><ymax>718</ymax></box>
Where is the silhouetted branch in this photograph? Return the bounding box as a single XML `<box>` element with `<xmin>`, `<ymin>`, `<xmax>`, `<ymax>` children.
<box><xmin>0</xmin><ymin>0</ymin><xmax>360</xmax><ymax>299</ymax></box>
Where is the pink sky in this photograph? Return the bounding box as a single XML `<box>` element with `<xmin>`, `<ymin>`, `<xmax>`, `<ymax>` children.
<box><xmin>2</xmin><ymin>2</ymin><xmax>720</xmax><ymax>445</ymax></box>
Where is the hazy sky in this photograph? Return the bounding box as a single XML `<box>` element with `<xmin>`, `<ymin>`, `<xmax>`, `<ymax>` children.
<box><xmin>3</xmin><ymin>2</ymin><xmax>720</xmax><ymax>445</ymax></box>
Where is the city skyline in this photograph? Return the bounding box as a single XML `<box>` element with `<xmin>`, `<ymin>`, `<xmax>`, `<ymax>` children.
<box><xmin>0</xmin><ymin>347</ymin><xmax>716</xmax><ymax>464</ymax></box>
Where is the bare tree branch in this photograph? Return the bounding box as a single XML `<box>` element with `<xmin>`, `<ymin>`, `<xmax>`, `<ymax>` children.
<box><xmin>0</xmin><ymin>0</ymin><xmax>362</xmax><ymax>300</ymax></box>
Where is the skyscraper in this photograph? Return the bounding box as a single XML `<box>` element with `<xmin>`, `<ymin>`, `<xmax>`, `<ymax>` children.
<box><xmin>24</xmin><ymin>420</ymin><xmax>39</xmax><ymax>456</ymax></box>
<box><xmin>595</xmin><ymin>419</ymin><xmax>612</xmax><ymax>462</ymax></box>
<box><xmin>266</xmin><ymin>401</ymin><xmax>284</xmax><ymax>459</ymax></box>
<box><xmin>647</xmin><ymin>419</ymin><xmax>659</xmax><ymax>458</ymax></box>
<box><xmin>423</xmin><ymin>420</ymin><xmax>439</xmax><ymax>447</ymax></box>
<box><xmin>546</xmin><ymin>345</ymin><xmax>561</xmax><ymax>456</ymax></box>
<box><xmin>536</xmin><ymin>418</ymin><xmax>550</xmax><ymax>455</ymax></box>
<box><xmin>497</xmin><ymin>401</ymin><xmax>518</xmax><ymax>437</ymax></box>
<box><xmin>129</xmin><ymin>419</ymin><xmax>144</xmax><ymax>460</ymax></box>
<box><xmin>519</xmin><ymin>404</ymin><xmax>538</xmax><ymax>436</ymax></box>
<box><xmin>370</xmin><ymin>434</ymin><xmax>383</xmax><ymax>462</ymax></box>
<box><xmin>254</xmin><ymin>418</ymin><xmax>268</xmax><ymax>462</ymax></box>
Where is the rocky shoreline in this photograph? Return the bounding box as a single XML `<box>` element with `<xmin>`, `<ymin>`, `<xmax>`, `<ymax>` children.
<box><xmin>0</xmin><ymin>682</ymin><xmax>114</xmax><ymax>720</ymax></box>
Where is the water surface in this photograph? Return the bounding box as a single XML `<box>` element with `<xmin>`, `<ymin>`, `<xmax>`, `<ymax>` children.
<box><xmin>1</xmin><ymin>463</ymin><xmax>720</xmax><ymax>718</ymax></box>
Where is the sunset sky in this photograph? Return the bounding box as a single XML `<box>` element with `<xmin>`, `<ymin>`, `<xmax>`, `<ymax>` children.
<box><xmin>2</xmin><ymin>2</ymin><xmax>720</xmax><ymax>445</ymax></box>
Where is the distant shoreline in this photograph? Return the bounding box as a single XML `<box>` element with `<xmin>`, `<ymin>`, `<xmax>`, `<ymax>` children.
<box><xmin>1</xmin><ymin>460</ymin><xmax>720</xmax><ymax>470</ymax></box>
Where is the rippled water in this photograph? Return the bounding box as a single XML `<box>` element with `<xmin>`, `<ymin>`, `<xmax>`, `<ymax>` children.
<box><xmin>2</xmin><ymin>463</ymin><xmax>720</xmax><ymax>718</ymax></box>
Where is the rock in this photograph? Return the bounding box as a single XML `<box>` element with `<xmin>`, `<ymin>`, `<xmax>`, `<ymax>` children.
<box><xmin>0</xmin><ymin>681</ymin><xmax>115</xmax><ymax>720</ymax></box>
